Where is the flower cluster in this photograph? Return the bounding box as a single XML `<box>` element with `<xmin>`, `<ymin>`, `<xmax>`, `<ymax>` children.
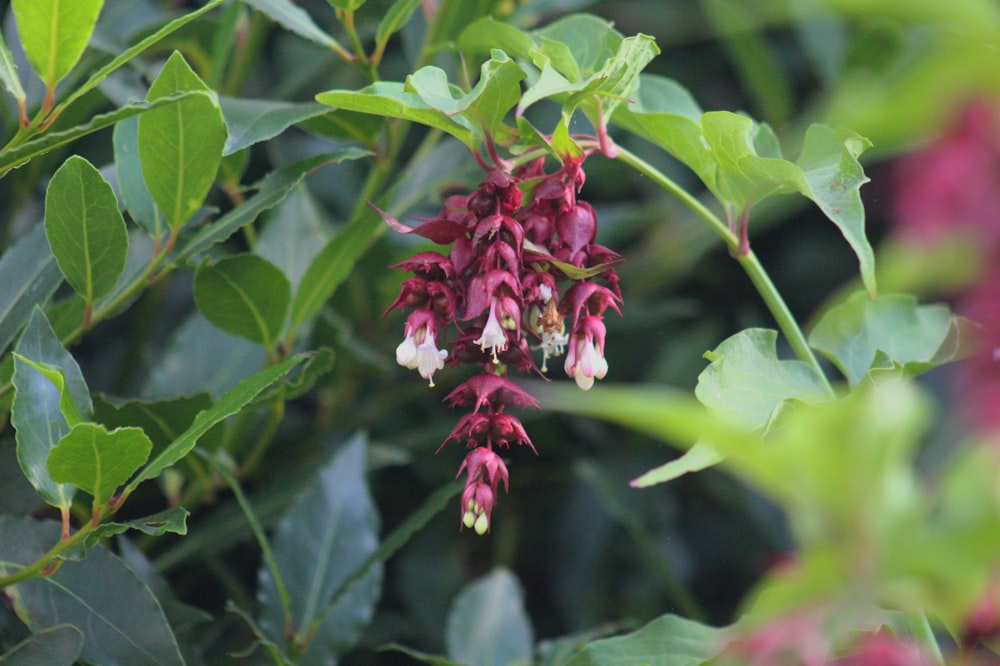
<box><xmin>381</xmin><ymin>155</ymin><xmax>621</xmax><ymax>533</ymax></box>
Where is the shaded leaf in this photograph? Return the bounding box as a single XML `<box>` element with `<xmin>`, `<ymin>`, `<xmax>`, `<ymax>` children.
<box><xmin>564</xmin><ymin>614</ymin><xmax>722</xmax><ymax>666</ymax></box>
<box><xmin>126</xmin><ymin>353</ymin><xmax>310</xmax><ymax>492</ymax></box>
<box><xmin>445</xmin><ymin>568</ymin><xmax>533</xmax><ymax>666</ymax></box>
<box><xmin>378</xmin><ymin>644</ymin><xmax>463</xmax><ymax>666</ymax></box>
<box><xmin>0</xmin><ymin>517</ymin><xmax>184</xmax><ymax>666</ymax></box>
<box><xmin>695</xmin><ymin>328</ymin><xmax>832</xmax><ymax>432</ymax></box>
<box><xmin>257</xmin><ymin>435</ymin><xmax>382</xmax><ymax>665</ymax></box>
<box><xmin>193</xmin><ymin>254</ymin><xmax>291</xmax><ymax>349</ymax></box>
<box><xmin>47</xmin><ymin>423</ymin><xmax>152</xmax><ymax>508</ymax></box>
<box><xmin>11</xmin><ymin>309</ymin><xmax>91</xmax><ymax>509</ymax></box>
<box><xmin>11</xmin><ymin>0</ymin><xmax>102</xmax><ymax>88</ymax></box>
<box><xmin>242</xmin><ymin>0</ymin><xmax>339</xmax><ymax>49</ymax></box>
<box><xmin>84</xmin><ymin>507</ymin><xmax>189</xmax><ymax>548</ymax></box>
<box><xmin>256</xmin><ymin>184</ymin><xmax>334</xmax><ymax>295</ymax></box>
<box><xmin>44</xmin><ymin>156</ymin><xmax>128</xmax><ymax>304</ymax></box>
<box><xmin>93</xmin><ymin>393</ymin><xmax>221</xmax><ymax>454</ymax></box>
<box><xmin>138</xmin><ymin>51</ymin><xmax>226</xmax><ymax>231</ymax></box>
<box><xmin>0</xmin><ymin>624</ymin><xmax>83</xmax><ymax>666</ymax></box>
<box><xmin>175</xmin><ymin>149</ymin><xmax>371</xmax><ymax>263</ymax></box>
<box><xmin>808</xmin><ymin>291</ymin><xmax>959</xmax><ymax>386</ymax></box>
<box><xmin>220</xmin><ymin>97</ymin><xmax>329</xmax><ymax>156</ymax></box>
<box><xmin>629</xmin><ymin>439</ymin><xmax>724</xmax><ymax>488</ymax></box>
<box><xmin>114</xmin><ymin>116</ymin><xmax>162</xmax><ymax>236</ymax></box>
<box><xmin>0</xmin><ymin>225</ymin><xmax>63</xmax><ymax>357</ymax></box>
<box><xmin>0</xmin><ymin>438</ymin><xmax>41</xmax><ymax>517</ymax></box>
<box><xmin>0</xmin><ymin>31</ymin><xmax>26</xmax><ymax>109</ymax></box>
<box><xmin>12</xmin><ymin>356</ymin><xmax>85</xmax><ymax>427</ymax></box>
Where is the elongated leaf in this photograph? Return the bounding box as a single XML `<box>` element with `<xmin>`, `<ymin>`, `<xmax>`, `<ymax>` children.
<box><xmin>257</xmin><ymin>435</ymin><xmax>382</xmax><ymax>665</ymax></box>
<box><xmin>565</xmin><ymin>614</ymin><xmax>722</xmax><ymax>666</ymax></box>
<box><xmin>242</xmin><ymin>0</ymin><xmax>339</xmax><ymax>48</ymax></box>
<box><xmin>0</xmin><ymin>225</ymin><xmax>63</xmax><ymax>357</ymax></box>
<box><xmin>257</xmin><ymin>184</ymin><xmax>334</xmax><ymax>294</ymax></box>
<box><xmin>220</xmin><ymin>97</ymin><xmax>329</xmax><ymax>155</ymax></box>
<box><xmin>808</xmin><ymin>292</ymin><xmax>958</xmax><ymax>386</ymax></box>
<box><xmin>695</xmin><ymin>328</ymin><xmax>832</xmax><ymax>432</ymax></box>
<box><xmin>11</xmin><ymin>0</ymin><xmax>103</xmax><ymax>88</ymax></box>
<box><xmin>0</xmin><ymin>91</ymin><xmax>215</xmax><ymax>179</ymax></box>
<box><xmin>11</xmin><ymin>309</ymin><xmax>91</xmax><ymax>509</ymax></box>
<box><xmin>290</xmin><ymin>208</ymin><xmax>383</xmax><ymax>332</ymax></box>
<box><xmin>12</xmin><ymin>356</ymin><xmax>85</xmax><ymax>427</ymax></box>
<box><xmin>193</xmin><ymin>254</ymin><xmax>291</xmax><ymax>349</ymax></box>
<box><xmin>317</xmin><ymin>82</ymin><xmax>476</xmax><ymax>148</ymax></box>
<box><xmin>113</xmin><ymin>116</ymin><xmax>162</xmax><ymax>236</ymax></box>
<box><xmin>83</xmin><ymin>507</ymin><xmax>189</xmax><ymax>548</ymax></box>
<box><xmin>44</xmin><ymin>156</ymin><xmax>128</xmax><ymax>304</ymax></box>
<box><xmin>0</xmin><ymin>517</ymin><xmax>184</xmax><ymax>666</ymax></box>
<box><xmin>445</xmin><ymin>568</ymin><xmax>533</xmax><ymax>666</ymax></box>
<box><xmin>0</xmin><ymin>31</ymin><xmax>26</xmax><ymax>108</ymax></box>
<box><xmin>629</xmin><ymin>439</ymin><xmax>724</xmax><ymax>488</ymax></box>
<box><xmin>375</xmin><ymin>0</ymin><xmax>421</xmax><ymax>48</ymax></box>
<box><xmin>0</xmin><ymin>624</ymin><xmax>83</xmax><ymax>666</ymax></box>
<box><xmin>126</xmin><ymin>353</ymin><xmax>309</xmax><ymax>491</ymax></box>
<box><xmin>94</xmin><ymin>393</ymin><xmax>220</xmax><ymax>454</ymax></box>
<box><xmin>175</xmin><ymin>149</ymin><xmax>370</xmax><ymax>263</ymax></box>
<box><xmin>138</xmin><ymin>51</ymin><xmax>226</xmax><ymax>231</ymax></box>
<box><xmin>47</xmin><ymin>424</ymin><xmax>152</xmax><ymax>507</ymax></box>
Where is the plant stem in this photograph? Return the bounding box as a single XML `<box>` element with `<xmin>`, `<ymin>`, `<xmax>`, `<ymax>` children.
<box><xmin>614</xmin><ymin>146</ymin><xmax>833</xmax><ymax>394</ymax></box>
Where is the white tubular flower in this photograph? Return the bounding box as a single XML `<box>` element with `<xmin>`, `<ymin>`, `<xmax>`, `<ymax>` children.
<box><xmin>415</xmin><ymin>331</ymin><xmax>448</xmax><ymax>387</ymax></box>
<box><xmin>396</xmin><ymin>334</ymin><xmax>419</xmax><ymax>368</ymax></box>
<box><xmin>474</xmin><ymin>301</ymin><xmax>508</xmax><ymax>363</ymax></box>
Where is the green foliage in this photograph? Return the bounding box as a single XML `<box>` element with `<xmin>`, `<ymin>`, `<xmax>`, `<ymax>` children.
<box><xmin>445</xmin><ymin>568</ymin><xmax>534</xmax><ymax>666</ymax></box>
<box><xmin>564</xmin><ymin>614</ymin><xmax>722</xmax><ymax>666</ymax></box>
<box><xmin>47</xmin><ymin>423</ymin><xmax>152</xmax><ymax>509</ymax></box>
<box><xmin>11</xmin><ymin>0</ymin><xmax>103</xmax><ymax>90</ymax></box>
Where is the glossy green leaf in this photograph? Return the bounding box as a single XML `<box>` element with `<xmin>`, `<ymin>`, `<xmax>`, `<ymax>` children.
<box><xmin>11</xmin><ymin>309</ymin><xmax>91</xmax><ymax>509</ymax></box>
<box><xmin>175</xmin><ymin>149</ymin><xmax>370</xmax><ymax>263</ymax></box>
<box><xmin>94</xmin><ymin>393</ymin><xmax>221</xmax><ymax>454</ymax></box>
<box><xmin>695</xmin><ymin>328</ymin><xmax>833</xmax><ymax>432</ymax></box>
<box><xmin>317</xmin><ymin>83</ymin><xmax>477</xmax><ymax>148</ymax></box>
<box><xmin>456</xmin><ymin>17</ymin><xmax>535</xmax><ymax>57</ymax></box>
<box><xmin>375</xmin><ymin>0</ymin><xmax>421</xmax><ymax>49</ymax></box>
<box><xmin>12</xmin><ymin>355</ymin><xmax>85</xmax><ymax>427</ymax></box>
<box><xmin>0</xmin><ymin>225</ymin><xmax>63</xmax><ymax>357</ymax></box>
<box><xmin>564</xmin><ymin>614</ymin><xmax>722</xmax><ymax>666</ymax></box>
<box><xmin>629</xmin><ymin>439</ymin><xmax>724</xmax><ymax>488</ymax></box>
<box><xmin>289</xmin><ymin>206</ymin><xmax>383</xmax><ymax>333</ymax></box>
<box><xmin>445</xmin><ymin>568</ymin><xmax>533</xmax><ymax>666</ymax></box>
<box><xmin>0</xmin><ymin>517</ymin><xmax>184</xmax><ymax>666</ymax></box>
<box><xmin>808</xmin><ymin>292</ymin><xmax>958</xmax><ymax>386</ymax></box>
<box><xmin>126</xmin><ymin>353</ymin><xmax>310</xmax><ymax>492</ymax></box>
<box><xmin>193</xmin><ymin>254</ymin><xmax>291</xmax><ymax>349</ymax></box>
<box><xmin>138</xmin><ymin>51</ymin><xmax>226</xmax><ymax>231</ymax></box>
<box><xmin>257</xmin><ymin>184</ymin><xmax>334</xmax><ymax>295</ymax></box>
<box><xmin>43</xmin><ymin>156</ymin><xmax>128</xmax><ymax>305</ymax></box>
<box><xmin>47</xmin><ymin>424</ymin><xmax>152</xmax><ymax>508</ymax></box>
<box><xmin>0</xmin><ymin>91</ymin><xmax>214</xmax><ymax>180</ymax></box>
<box><xmin>11</xmin><ymin>0</ymin><xmax>103</xmax><ymax>88</ymax></box>
<box><xmin>220</xmin><ymin>97</ymin><xmax>329</xmax><ymax>156</ymax></box>
<box><xmin>0</xmin><ymin>32</ymin><xmax>26</xmax><ymax>108</ymax></box>
<box><xmin>257</xmin><ymin>435</ymin><xmax>382</xmax><ymax>665</ymax></box>
<box><xmin>243</xmin><ymin>0</ymin><xmax>339</xmax><ymax>48</ymax></box>
<box><xmin>0</xmin><ymin>624</ymin><xmax>83</xmax><ymax>666</ymax></box>
<box><xmin>83</xmin><ymin>507</ymin><xmax>189</xmax><ymax>548</ymax></box>
<box><xmin>113</xmin><ymin>116</ymin><xmax>162</xmax><ymax>237</ymax></box>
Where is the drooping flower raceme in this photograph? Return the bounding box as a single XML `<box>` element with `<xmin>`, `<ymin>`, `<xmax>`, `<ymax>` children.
<box><xmin>381</xmin><ymin>155</ymin><xmax>622</xmax><ymax>533</ymax></box>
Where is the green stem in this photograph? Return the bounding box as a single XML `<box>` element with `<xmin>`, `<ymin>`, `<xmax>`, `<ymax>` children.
<box><xmin>0</xmin><ymin>513</ymin><xmax>100</xmax><ymax>590</ymax></box>
<box><xmin>239</xmin><ymin>394</ymin><xmax>286</xmax><ymax>477</ymax></box>
<box><xmin>615</xmin><ymin>146</ymin><xmax>833</xmax><ymax>394</ymax></box>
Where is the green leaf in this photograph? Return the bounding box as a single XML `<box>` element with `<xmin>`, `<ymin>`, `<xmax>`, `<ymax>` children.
<box><xmin>0</xmin><ymin>624</ymin><xmax>83</xmax><ymax>666</ymax></box>
<box><xmin>256</xmin><ymin>184</ymin><xmax>334</xmax><ymax>295</ymax></box>
<box><xmin>317</xmin><ymin>82</ymin><xmax>477</xmax><ymax>148</ymax></box>
<box><xmin>257</xmin><ymin>435</ymin><xmax>382</xmax><ymax>665</ymax></box>
<box><xmin>83</xmin><ymin>507</ymin><xmax>189</xmax><ymax>548</ymax></box>
<box><xmin>193</xmin><ymin>254</ymin><xmax>291</xmax><ymax>350</ymax></box>
<box><xmin>11</xmin><ymin>0</ymin><xmax>103</xmax><ymax>88</ymax></box>
<box><xmin>113</xmin><ymin>116</ymin><xmax>162</xmax><ymax>237</ymax></box>
<box><xmin>47</xmin><ymin>423</ymin><xmax>152</xmax><ymax>508</ymax></box>
<box><xmin>93</xmin><ymin>393</ymin><xmax>221</xmax><ymax>454</ymax></box>
<box><xmin>629</xmin><ymin>439</ymin><xmax>724</xmax><ymax>488</ymax></box>
<box><xmin>138</xmin><ymin>51</ymin><xmax>226</xmax><ymax>231</ymax></box>
<box><xmin>243</xmin><ymin>0</ymin><xmax>340</xmax><ymax>48</ymax></box>
<box><xmin>220</xmin><ymin>97</ymin><xmax>329</xmax><ymax>156</ymax></box>
<box><xmin>0</xmin><ymin>91</ymin><xmax>215</xmax><ymax>180</ymax></box>
<box><xmin>377</xmin><ymin>645</ymin><xmax>463</xmax><ymax>666</ymax></box>
<box><xmin>11</xmin><ymin>309</ymin><xmax>91</xmax><ymax>509</ymax></box>
<box><xmin>12</xmin><ymin>355</ymin><xmax>85</xmax><ymax>427</ymax></box>
<box><xmin>175</xmin><ymin>149</ymin><xmax>371</xmax><ymax>263</ymax></box>
<box><xmin>808</xmin><ymin>292</ymin><xmax>958</xmax><ymax>386</ymax></box>
<box><xmin>0</xmin><ymin>31</ymin><xmax>26</xmax><ymax>108</ymax></box>
<box><xmin>445</xmin><ymin>568</ymin><xmax>533</xmax><ymax>666</ymax></box>
<box><xmin>456</xmin><ymin>17</ymin><xmax>535</xmax><ymax>57</ymax></box>
<box><xmin>695</xmin><ymin>328</ymin><xmax>832</xmax><ymax>432</ymax></box>
<box><xmin>289</xmin><ymin>206</ymin><xmax>383</xmax><ymax>333</ymax></box>
<box><xmin>0</xmin><ymin>517</ymin><xmax>184</xmax><ymax>666</ymax></box>
<box><xmin>328</xmin><ymin>0</ymin><xmax>367</xmax><ymax>10</ymax></box>
<box><xmin>126</xmin><ymin>353</ymin><xmax>310</xmax><ymax>492</ymax></box>
<box><xmin>43</xmin><ymin>156</ymin><xmax>128</xmax><ymax>305</ymax></box>
<box><xmin>375</xmin><ymin>0</ymin><xmax>421</xmax><ymax>50</ymax></box>
<box><xmin>0</xmin><ymin>225</ymin><xmax>63</xmax><ymax>357</ymax></box>
<box><xmin>564</xmin><ymin>614</ymin><xmax>722</xmax><ymax>666</ymax></box>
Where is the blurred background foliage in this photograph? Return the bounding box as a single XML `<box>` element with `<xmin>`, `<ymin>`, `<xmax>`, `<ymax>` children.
<box><xmin>1</xmin><ymin>0</ymin><xmax>997</xmax><ymax>662</ymax></box>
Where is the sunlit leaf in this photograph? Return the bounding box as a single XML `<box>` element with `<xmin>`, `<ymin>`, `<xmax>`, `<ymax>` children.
<box><xmin>11</xmin><ymin>0</ymin><xmax>103</xmax><ymax>88</ymax></box>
